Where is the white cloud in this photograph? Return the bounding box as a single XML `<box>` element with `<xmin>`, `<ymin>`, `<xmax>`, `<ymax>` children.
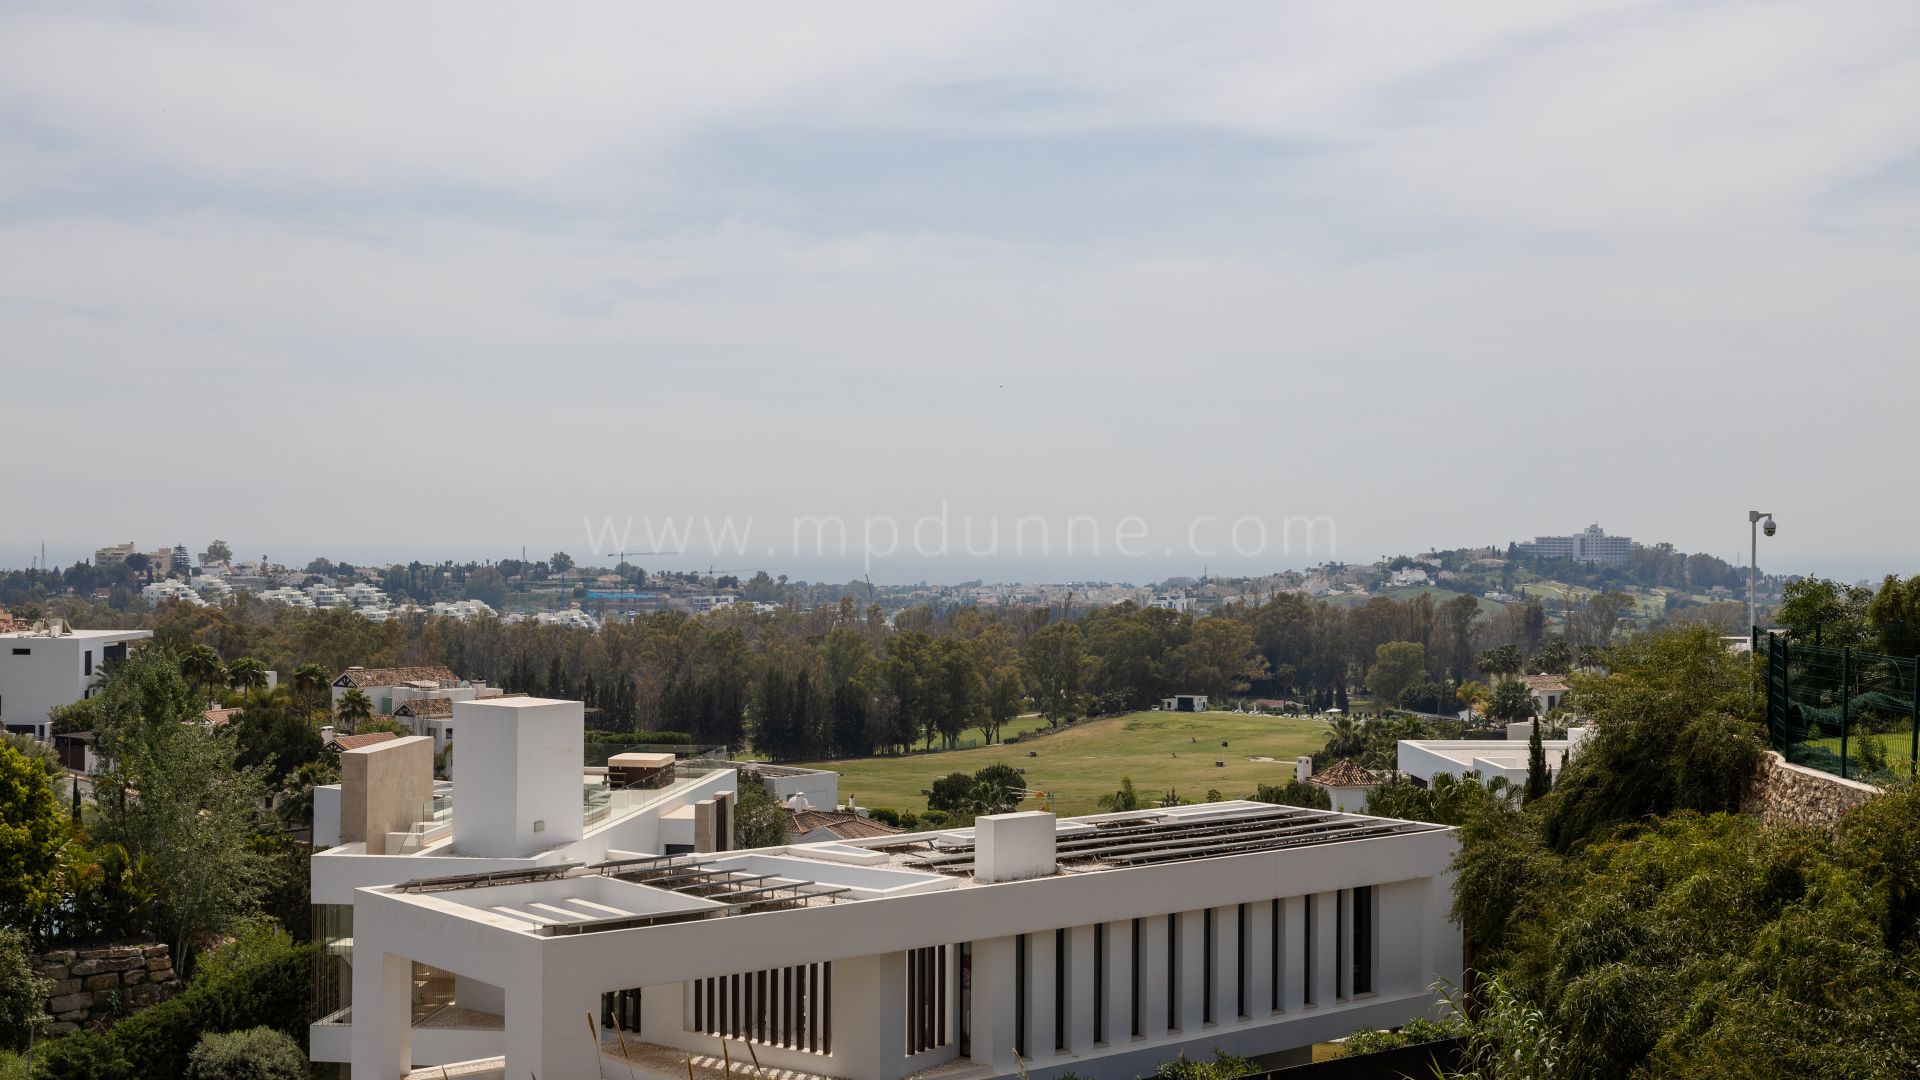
<box><xmin>2</xmin><ymin>1</ymin><xmax>1918</xmax><ymax>577</ymax></box>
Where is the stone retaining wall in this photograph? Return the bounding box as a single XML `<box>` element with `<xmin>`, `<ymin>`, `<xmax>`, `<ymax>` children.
<box><xmin>1742</xmin><ymin>751</ymin><xmax>1880</xmax><ymax>831</ymax></box>
<box><xmin>37</xmin><ymin>941</ymin><xmax>179</xmax><ymax>1034</ymax></box>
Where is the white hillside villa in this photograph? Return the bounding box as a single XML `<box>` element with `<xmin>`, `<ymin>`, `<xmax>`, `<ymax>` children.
<box><xmin>321</xmin><ymin>697</ymin><xmax>1466</xmax><ymax>1080</ymax></box>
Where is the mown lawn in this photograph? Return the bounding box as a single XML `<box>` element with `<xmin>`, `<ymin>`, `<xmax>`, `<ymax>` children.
<box><xmin>793</xmin><ymin>710</ymin><xmax>1332</xmax><ymax>817</ymax></box>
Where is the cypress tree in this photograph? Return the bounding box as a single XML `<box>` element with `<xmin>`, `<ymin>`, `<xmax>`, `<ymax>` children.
<box><xmin>1525</xmin><ymin>718</ymin><xmax>1552</xmax><ymax>801</ymax></box>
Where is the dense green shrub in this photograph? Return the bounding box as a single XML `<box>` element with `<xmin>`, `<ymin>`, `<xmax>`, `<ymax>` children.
<box><xmin>185</xmin><ymin>1026</ymin><xmax>305</xmax><ymax>1080</ymax></box>
<box><xmin>33</xmin><ymin>937</ymin><xmax>312</xmax><ymax>1080</ymax></box>
<box><xmin>0</xmin><ymin>929</ymin><xmax>49</xmax><ymax>1051</ymax></box>
<box><xmin>1339</xmin><ymin>1015</ymin><xmax>1465</xmax><ymax>1056</ymax></box>
<box><xmin>1538</xmin><ymin>626</ymin><xmax>1762</xmax><ymax>853</ymax></box>
<box><xmin>585</xmin><ymin>730</ymin><xmax>695</xmax><ymax>744</ymax></box>
<box><xmin>1251</xmin><ymin>778</ymin><xmax>1330</xmax><ymax>810</ymax></box>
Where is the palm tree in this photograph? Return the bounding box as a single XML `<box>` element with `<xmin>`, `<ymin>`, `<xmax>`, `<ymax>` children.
<box><xmin>227</xmin><ymin>656</ymin><xmax>268</xmax><ymax>697</ymax></box>
<box><xmin>336</xmin><ymin>688</ymin><xmax>374</xmax><ymax>731</ymax></box>
<box><xmin>1456</xmin><ymin>681</ymin><xmax>1489</xmax><ymax>719</ymax></box>
<box><xmin>292</xmin><ymin>663</ymin><xmax>331</xmax><ymax>712</ymax></box>
<box><xmin>1324</xmin><ymin>714</ymin><xmax>1366</xmax><ymax>760</ymax></box>
<box><xmin>1476</xmin><ymin>645</ymin><xmax>1523</xmax><ymax>683</ymax></box>
<box><xmin>179</xmin><ymin>644</ymin><xmax>226</xmax><ymax>706</ymax></box>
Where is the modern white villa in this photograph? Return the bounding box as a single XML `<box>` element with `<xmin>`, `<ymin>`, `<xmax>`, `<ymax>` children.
<box><xmin>308</xmin><ymin>696</ymin><xmax>745</xmax><ymax>1075</ymax></box>
<box><xmin>1396</xmin><ymin>726</ymin><xmax>1591</xmax><ymax>787</ymax></box>
<box><xmin>318</xmin><ymin>696</ymin><xmax>1465</xmax><ymax>1080</ymax></box>
<box><xmin>0</xmin><ymin>617</ymin><xmax>151</xmax><ymax>739</ymax></box>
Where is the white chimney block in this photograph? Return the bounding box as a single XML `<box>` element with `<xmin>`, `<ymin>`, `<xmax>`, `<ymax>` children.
<box><xmin>974</xmin><ymin>811</ymin><xmax>1057</xmax><ymax>884</ymax></box>
<box><xmin>1296</xmin><ymin>756</ymin><xmax>1313</xmax><ymax>783</ymax></box>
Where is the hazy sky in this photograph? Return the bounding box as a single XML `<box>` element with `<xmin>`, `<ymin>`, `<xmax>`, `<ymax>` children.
<box><xmin>4</xmin><ymin>2</ymin><xmax>1919</xmax><ymax>584</ymax></box>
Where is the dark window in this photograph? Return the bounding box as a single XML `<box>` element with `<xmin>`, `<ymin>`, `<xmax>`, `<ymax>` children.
<box><xmin>1015</xmin><ymin>934</ymin><xmax>1028</xmax><ymax>1057</ymax></box>
<box><xmin>1236</xmin><ymin>903</ymin><xmax>1248</xmax><ymax>1018</ymax></box>
<box><xmin>1202</xmin><ymin>908</ymin><xmax>1215</xmax><ymax>1024</ymax></box>
<box><xmin>1353</xmin><ymin>886</ymin><xmax>1374</xmax><ymax>996</ymax></box>
<box><xmin>1093</xmin><ymin>923</ymin><xmax>1106</xmax><ymax>1044</ymax></box>
<box><xmin>10</xmin><ymin>648</ymin><xmax>28</xmax><ymax>656</ymax></box>
<box><xmin>1130</xmin><ymin>918</ymin><xmax>1142</xmax><ymax>1037</ymax></box>
<box><xmin>959</xmin><ymin>942</ymin><xmax>972</xmax><ymax>1056</ymax></box>
<box><xmin>601</xmin><ymin>987</ymin><xmax>642</xmax><ymax>1034</ymax></box>
<box><xmin>1302</xmin><ymin>897</ymin><xmax>1314</xmax><ymax>1006</ymax></box>
<box><xmin>1166</xmin><ymin>914</ymin><xmax>1178</xmax><ymax>1031</ymax></box>
<box><xmin>84</xmin><ymin>651</ymin><xmax>92</xmax><ymax>676</ymax></box>
<box><xmin>1054</xmin><ymin>931</ymin><xmax>1066</xmax><ymax>1052</ymax></box>
<box><xmin>906</xmin><ymin>946</ymin><xmax>948</xmax><ymax>1054</ymax></box>
<box><xmin>103</xmin><ymin>642</ymin><xmax>126</xmax><ymax>662</ymax></box>
<box><xmin>1336</xmin><ymin>892</ymin><xmax>1347</xmax><ymax>999</ymax></box>
<box><xmin>1270</xmin><ymin>900</ymin><xmax>1281</xmax><ymax>1011</ymax></box>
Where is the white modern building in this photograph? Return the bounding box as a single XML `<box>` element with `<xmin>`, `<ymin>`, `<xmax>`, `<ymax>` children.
<box><xmin>0</xmin><ymin>620</ymin><xmax>152</xmax><ymax>738</ymax></box>
<box><xmin>1397</xmin><ymin>727</ymin><xmax>1590</xmax><ymax>788</ymax></box>
<box><xmin>309</xmin><ymin>696</ymin><xmax>745</xmax><ymax>1074</ymax></box>
<box><xmin>737</xmin><ymin>762</ymin><xmax>841</xmax><ymax>813</ymax></box>
<box><xmin>330</xmin><ymin>665</ymin><xmax>503</xmax><ymax>718</ymax></box>
<box><xmin>141</xmin><ymin>579</ymin><xmax>206</xmax><ymax>606</ymax></box>
<box><xmin>337</xmin><ymin>789</ymin><xmax>1462</xmax><ymax>1079</ymax></box>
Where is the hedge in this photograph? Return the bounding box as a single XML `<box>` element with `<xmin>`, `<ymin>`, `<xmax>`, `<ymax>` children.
<box><xmin>34</xmin><ymin>942</ymin><xmax>314</xmax><ymax>1080</ymax></box>
<box><xmin>584</xmin><ymin>731</ymin><xmax>696</xmax><ymax>745</ymax></box>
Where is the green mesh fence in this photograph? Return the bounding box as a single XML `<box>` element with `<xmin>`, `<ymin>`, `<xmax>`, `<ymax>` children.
<box><xmin>1759</xmin><ymin>634</ymin><xmax>1920</xmax><ymax>781</ymax></box>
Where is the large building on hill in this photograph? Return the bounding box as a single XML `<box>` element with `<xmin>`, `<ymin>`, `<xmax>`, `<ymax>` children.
<box><xmin>1513</xmin><ymin>523</ymin><xmax>1633</xmax><ymax>566</ymax></box>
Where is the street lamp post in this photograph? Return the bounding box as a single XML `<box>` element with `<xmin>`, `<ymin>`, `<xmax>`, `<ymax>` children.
<box><xmin>1748</xmin><ymin>510</ymin><xmax>1776</xmax><ymax>632</ymax></box>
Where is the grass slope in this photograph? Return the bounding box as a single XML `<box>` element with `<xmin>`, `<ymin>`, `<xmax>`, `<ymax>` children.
<box><xmin>794</xmin><ymin>710</ymin><xmax>1332</xmax><ymax>817</ymax></box>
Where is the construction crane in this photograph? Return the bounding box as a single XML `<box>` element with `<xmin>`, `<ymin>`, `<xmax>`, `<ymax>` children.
<box><xmin>604</xmin><ymin>550</ymin><xmax>681</xmax><ymax>586</ymax></box>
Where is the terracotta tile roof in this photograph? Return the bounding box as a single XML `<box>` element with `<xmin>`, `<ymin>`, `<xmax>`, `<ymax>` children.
<box><xmin>1520</xmin><ymin>674</ymin><xmax>1572</xmax><ymax>694</ymax></box>
<box><xmin>394</xmin><ymin>697</ymin><xmax>455</xmax><ymax>718</ymax></box>
<box><xmin>1306</xmin><ymin>758</ymin><xmax>1383</xmax><ymax>788</ymax></box>
<box><xmin>333</xmin><ymin>665</ymin><xmax>459</xmax><ymax>689</ymax></box>
<box><xmin>202</xmin><ymin>706</ymin><xmax>243</xmax><ymax>727</ymax></box>
<box><xmin>328</xmin><ymin>731</ymin><xmax>401</xmax><ymax>752</ymax></box>
<box><xmin>786</xmin><ymin>808</ymin><xmax>903</xmax><ymax>840</ymax></box>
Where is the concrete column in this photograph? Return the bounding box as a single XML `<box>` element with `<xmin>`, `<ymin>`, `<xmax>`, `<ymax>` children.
<box><xmin>1066</xmin><ymin>925</ymin><xmax>1096</xmax><ymax>1053</ymax></box>
<box><xmin>828</xmin><ymin>952</ymin><xmax>912</xmax><ymax>1080</ymax></box>
<box><xmin>1136</xmin><ymin>915</ymin><xmax>1170</xmax><ymax>1040</ymax></box>
<box><xmin>639</xmin><ymin>979</ymin><xmax>685</xmax><ymax>1039</ymax></box>
<box><xmin>694</xmin><ymin>799</ymin><xmax>718</xmax><ymax>853</ymax></box>
<box><xmin>1211</xmin><ymin>905</ymin><xmax>1240</xmax><ymax>1024</ymax></box>
<box><xmin>349</xmin><ymin>947</ymin><xmax>412</xmax><ymax>1079</ymax></box>
<box><xmin>1244</xmin><ymin>901</ymin><xmax>1274</xmax><ymax>1017</ymax></box>
<box><xmin>1279</xmin><ymin>896</ymin><xmax>1306</xmax><ymax>1012</ymax></box>
<box><xmin>507</xmin><ymin>978</ymin><xmax>601</xmax><ymax>1080</ymax></box>
<box><xmin>1176</xmin><ymin>910</ymin><xmax>1205</xmax><ymax>1032</ymax></box>
<box><xmin>968</xmin><ymin>937</ymin><xmax>1019</xmax><ymax>1072</ymax></box>
<box><xmin>1102</xmin><ymin>920</ymin><xmax>1133</xmax><ymax>1046</ymax></box>
<box><xmin>1312</xmin><ymin>892</ymin><xmax>1339</xmax><ymax>1008</ymax></box>
<box><xmin>1026</xmin><ymin>931</ymin><xmax>1057</xmax><ymax>1060</ymax></box>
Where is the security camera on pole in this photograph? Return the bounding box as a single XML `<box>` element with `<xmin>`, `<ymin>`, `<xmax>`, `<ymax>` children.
<box><xmin>1748</xmin><ymin>510</ymin><xmax>1776</xmax><ymax>634</ymax></box>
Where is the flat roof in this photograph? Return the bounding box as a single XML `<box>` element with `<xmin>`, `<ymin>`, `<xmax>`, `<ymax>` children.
<box><xmin>374</xmin><ymin>801</ymin><xmax>1447</xmax><ymax>937</ymax></box>
<box><xmin>0</xmin><ymin>628</ymin><xmax>151</xmax><ymax>640</ymax></box>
